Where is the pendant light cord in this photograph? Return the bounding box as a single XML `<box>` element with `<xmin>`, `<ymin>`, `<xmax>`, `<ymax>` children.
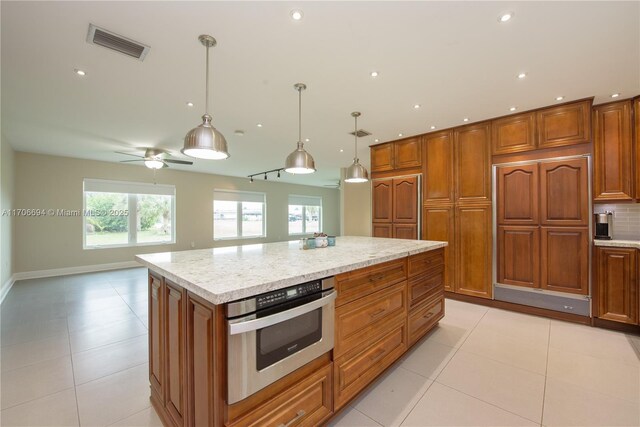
<box><xmin>298</xmin><ymin>87</ymin><xmax>302</xmax><ymax>143</ymax></box>
<box><xmin>205</xmin><ymin>45</ymin><xmax>210</xmax><ymax>115</ymax></box>
<box><xmin>354</xmin><ymin>115</ymin><xmax>358</xmax><ymax>159</ymax></box>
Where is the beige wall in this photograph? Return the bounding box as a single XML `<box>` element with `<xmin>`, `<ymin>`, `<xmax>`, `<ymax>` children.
<box><xmin>341</xmin><ymin>169</ymin><xmax>371</xmax><ymax>236</ymax></box>
<box><xmin>1</xmin><ymin>138</ymin><xmax>15</xmax><ymax>286</ymax></box>
<box><xmin>14</xmin><ymin>152</ymin><xmax>340</xmax><ymax>273</ymax></box>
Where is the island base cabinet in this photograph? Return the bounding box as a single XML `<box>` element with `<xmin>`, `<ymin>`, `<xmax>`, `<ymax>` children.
<box><xmin>408</xmin><ymin>293</ymin><xmax>444</xmax><ymax>346</ymax></box>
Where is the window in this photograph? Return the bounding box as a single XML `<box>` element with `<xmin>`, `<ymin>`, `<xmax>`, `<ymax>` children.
<box><xmin>213</xmin><ymin>190</ymin><xmax>266</xmax><ymax>240</ymax></box>
<box><xmin>83</xmin><ymin>179</ymin><xmax>175</xmax><ymax>248</ymax></box>
<box><xmin>288</xmin><ymin>195</ymin><xmax>322</xmax><ymax>235</ymax></box>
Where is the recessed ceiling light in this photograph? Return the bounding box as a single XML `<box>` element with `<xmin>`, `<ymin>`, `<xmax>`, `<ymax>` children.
<box><xmin>234</xmin><ymin>130</ymin><xmax>245</xmax><ymax>136</ymax></box>
<box><xmin>555</xmin><ymin>96</ymin><xmax>564</xmax><ymax>101</ymax></box>
<box><xmin>398</xmin><ymin>133</ymin><xmax>403</xmax><ymax>137</ymax></box>
<box><xmin>256</xmin><ymin>123</ymin><xmax>263</xmax><ymax>127</ymax></box>
<box><xmin>370</xmin><ymin>71</ymin><xmax>379</xmax><ymax>78</ymax></box>
<box><xmin>374</xmin><ymin>138</ymin><xmax>379</xmax><ymax>142</ymax></box>
<box><xmin>498</xmin><ymin>12</ymin><xmax>514</xmax><ymax>23</ymax></box>
<box><xmin>517</xmin><ymin>72</ymin><xmax>527</xmax><ymax>79</ymax></box>
<box><xmin>340</xmin><ymin>149</ymin><xmax>344</xmax><ymax>153</ymax></box>
<box><xmin>290</xmin><ymin>10</ymin><xmax>303</xmax><ymax>21</ymax></box>
<box><xmin>611</xmin><ymin>93</ymin><xmax>620</xmax><ymax>98</ymax></box>
<box><xmin>186</xmin><ymin>102</ymin><xmax>194</xmax><ymax>107</ymax></box>
<box><xmin>305</xmin><ymin>138</ymin><xmax>310</xmax><ymax>142</ymax></box>
<box><xmin>430</xmin><ymin>125</ymin><xmax>436</xmax><ymax>130</ymax></box>
<box><xmin>509</xmin><ymin>106</ymin><xmax>517</xmax><ymax>112</ymax></box>
<box><xmin>74</xmin><ymin>69</ymin><xmax>86</xmax><ymax>76</ymax></box>
<box><xmin>463</xmin><ymin>118</ymin><xmax>469</xmax><ymax>122</ymax></box>
<box><xmin>413</xmin><ymin>104</ymin><xmax>421</xmax><ymax>109</ymax></box>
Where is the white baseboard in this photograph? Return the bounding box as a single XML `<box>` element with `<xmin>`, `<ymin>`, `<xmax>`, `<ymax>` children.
<box><xmin>1</xmin><ymin>275</ymin><xmax>16</xmax><ymax>304</ymax></box>
<box><xmin>12</xmin><ymin>261</ymin><xmax>142</xmax><ymax>281</ymax></box>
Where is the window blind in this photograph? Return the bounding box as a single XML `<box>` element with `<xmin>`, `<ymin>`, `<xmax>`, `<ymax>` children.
<box><xmin>213</xmin><ymin>189</ymin><xmax>265</xmax><ymax>203</ymax></box>
<box><xmin>288</xmin><ymin>195</ymin><xmax>322</xmax><ymax>207</ymax></box>
<box><xmin>83</xmin><ymin>178</ymin><xmax>175</xmax><ymax>196</ymax></box>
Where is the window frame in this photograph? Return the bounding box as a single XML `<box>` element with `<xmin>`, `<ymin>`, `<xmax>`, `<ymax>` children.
<box><xmin>288</xmin><ymin>195</ymin><xmax>323</xmax><ymax>236</ymax></box>
<box><xmin>82</xmin><ymin>179</ymin><xmax>176</xmax><ymax>250</ymax></box>
<box><xmin>213</xmin><ymin>189</ymin><xmax>267</xmax><ymax>241</ymax></box>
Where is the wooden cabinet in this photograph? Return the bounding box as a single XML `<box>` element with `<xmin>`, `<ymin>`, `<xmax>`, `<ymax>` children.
<box><xmin>149</xmin><ymin>273</ymin><xmax>164</xmax><ymax>402</ymax></box>
<box><xmin>595</xmin><ymin>247</ymin><xmax>638</xmax><ymax>325</ymax></box>
<box><xmin>635</xmin><ymin>97</ymin><xmax>640</xmax><ymax>200</ymax></box>
<box><xmin>540</xmin><ymin>157</ymin><xmax>589</xmax><ymax>226</ymax></box>
<box><xmin>492</xmin><ymin>112</ymin><xmax>537</xmax><ymax>155</ymax></box>
<box><xmin>497</xmin><ymin>226</ymin><xmax>540</xmax><ymax>289</ymax></box>
<box><xmin>593</xmin><ymin>100</ymin><xmax>633</xmax><ymax>201</ymax></box>
<box><xmin>536</xmin><ymin>100</ymin><xmax>591</xmax><ymax>148</ymax></box>
<box><xmin>540</xmin><ymin>227</ymin><xmax>589</xmax><ymax>295</ymax></box>
<box><xmin>455</xmin><ymin>204</ymin><xmax>493</xmax><ymax>299</ymax></box>
<box><xmin>422</xmin><ymin>206</ymin><xmax>454</xmax><ymax>292</ymax></box>
<box><xmin>335</xmin><ymin>258</ymin><xmax>407</xmax><ymax>307</ymax></box>
<box><xmin>370</xmin><ymin>143</ymin><xmax>394</xmax><ymax>172</ymax></box>
<box><xmin>393</xmin><ymin>224</ymin><xmax>417</xmax><ymax>239</ymax></box>
<box><xmin>165</xmin><ymin>281</ymin><xmax>186</xmax><ymax>427</ymax></box>
<box><xmin>454</xmin><ymin>122</ymin><xmax>492</xmax><ymax>203</ymax></box>
<box><xmin>372</xmin><ymin>223</ymin><xmax>392</xmax><ymax>238</ymax></box>
<box><xmin>372</xmin><ymin>179</ymin><xmax>393</xmax><ymax>223</ymax></box>
<box><xmin>497</xmin><ymin>163</ymin><xmax>539</xmax><ymax>225</ymax></box>
<box><xmin>408</xmin><ymin>294</ymin><xmax>444</xmax><ymax>346</ymax></box>
<box><xmin>423</xmin><ymin>131</ymin><xmax>454</xmax><ymax>204</ymax></box>
<box><xmin>392</xmin><ymin>176</ymin><xmax>419</xmax><ymax>223</ymax></box>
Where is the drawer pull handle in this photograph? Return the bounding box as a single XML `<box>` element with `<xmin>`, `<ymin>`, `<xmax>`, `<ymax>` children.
<box><xmin>422</xmin><ymin>311</ymin><xmax>434</xmax><ymax>319</ymax></box>
<box><xmin>369</xmin><ymin>274</ymin><xmax>385</xmax><ymax>282</ymax></box>
<box><xmin>369</xmin><ymin>308</ymin><xmax>386</xmax><ymax>319</ymax></box>
<box><xmin>278</xmin><ymin>410</ymin><xmax>306</xmax><ymax>427</ymax></box>
<box><xmin>369</xmin><ymin>348</ymin><xmax>386</xmax><ymax>362</ymax></box>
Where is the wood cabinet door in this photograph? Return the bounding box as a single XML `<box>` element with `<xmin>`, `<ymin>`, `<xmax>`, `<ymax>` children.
<box><xmin>536</xmin><ymin>100</ymin><xmax>591</xmax><ymax>148</ymax></box>
<box><xmin>393</xmin><ymin>223</ymin><xmax>417</xmax><ymax>239</ymax></box>
<box><xmin>540</xmin><ymin>227</ymin><xmax>589</xmax><ymax>295</ymax></box>
<box><xmin>372</xmin><ymin>179</ymin><xmax>393</xmax><ymax>222</ymax></box>
<box><xmin>165</xmin><ymin>281</ymin><xmax>186</xmax><ymax>427</ymax></box>
<box><xmin>423</xmin><ymin>206</ymin><xmax>454</xmax><ymax>292</ymax></box>
<box><xmin>593</xmin><ymin>100</ymin><xmax>633</xmax><ymax>201</ymax></box>
<box><xmin>370</xmin><ymin>143</ymin><xmax>394</xmax><ymax>172</ymax></box>
<box><xmin>394</xmin><ymin>137</ymin><xmax>422</xmax><ymax>169</ymax></box>
<box><xmin>149</xmin><ymin>273</ymin><xmax>164</xmax><ymax>401</ymax></box>
<box><xmin>595</xmin><ymin>247</ymin><xmax>638</xmax><ymax>325</ymax></box>
<box><xmin>392</xmin><ymin>176</ymin><xmax>418</xmax><ymax>223</ymax></box>
<box><xmin>186</xmin><ymin>294</ymin><xmax>216</xmax><ymax>427</ymax></box>
<box><xmin>455</xmin><ymin>204</ymin><xmax>493</xmax><ymax>299</ymax></box>
<box><xmin>454</xmin><ymin>123</ymin><xmax>491</xmax><ymax>203</ymax></box>
<box><xmin>540</xmin><ymin>157</ymin><xmax>589</xmax><ymax>226</ymax></box>
<box><xmin>424</xmin><ymin>131</ymin><xmax>454</xmax><ymax>204</ymax></box>
<box><xmin>497</xmin><ymin>163</ymin><xmax>539</xmax><ymax>225</ymax></box>
<box><xmin>491</xmin><ymin>112</ymin><xmax>537</xmax><ymax>155</ymax></box>
<box><xmin>634</xmin><ymin>97</ymin><xmax>640</xmax><ymax>200</ymax></box>
<box><xmin>497</xmin><ymin>226</ymin><xmax>540</xmax><ymax>289</ymax></box>
<box><xmin>372</xmin><ymin>223</ymin><xmax>392</xmax><ymax>238</ymax></box>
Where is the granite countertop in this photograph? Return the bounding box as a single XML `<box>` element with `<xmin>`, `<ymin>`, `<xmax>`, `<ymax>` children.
<box><xmin>593</xmin><ymin>239</ymin><xmax>640</xmax><ymax>249</ymax></box>
<box><xmin>135</xmin><ymin>236</ymin><xmax>447</xmax><ymax>304</ymax></box>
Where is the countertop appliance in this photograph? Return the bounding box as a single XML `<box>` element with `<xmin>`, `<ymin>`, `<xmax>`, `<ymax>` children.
<box><xmin>226</xmin><ymin>277</ymin><xmax>336</xmax><ymax>404</ymax></box>
<box><xmin>594</xmin><ymin>212</ymin><xmax>613</xmax><ymax>240</ymax></box>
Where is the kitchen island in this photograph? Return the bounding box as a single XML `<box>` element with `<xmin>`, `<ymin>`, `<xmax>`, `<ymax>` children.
<box><xmin>136</xmin><ymin>236</ymin><xmax>447</xmax><ymax>427</ymax></box>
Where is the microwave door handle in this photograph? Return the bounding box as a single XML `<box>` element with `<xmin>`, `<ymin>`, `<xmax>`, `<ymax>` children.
<box><xmin>228</xmin><ymin>290</ymin><xmax>336</xmax><ymax>335</ymax></box>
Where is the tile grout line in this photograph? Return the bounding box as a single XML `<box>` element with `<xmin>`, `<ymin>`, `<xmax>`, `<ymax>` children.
<box><xmin>539</xmin><ymin>321</ymin><xmax>552</xmax><ymax>427</ymax></box>
<box><xmin>73</xmin><ymin>360</ymin><xmax>148</xmax><ymax>387</ymax></box>
<box><xmin>66</xmin><ymin>300</ymin><xmax>82</xmax><ymax>427</ymax></box>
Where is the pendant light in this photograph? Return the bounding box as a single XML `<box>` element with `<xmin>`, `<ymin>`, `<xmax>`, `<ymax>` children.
<box><xmin>182</xmin><ymin>35</ymin><xmax>229</xmax><ymax>160</ymax></box>
<box><xmin>284</xmin><ymin>83</ymin><xmax>316</xmax><ymax>174</ymax></box>
<box><xmin>344</xmin><ymin>111</ymin><xmax>369</xmax><ymax>183</ymax></box>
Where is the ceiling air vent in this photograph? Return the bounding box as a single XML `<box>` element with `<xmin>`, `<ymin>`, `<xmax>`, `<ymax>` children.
<box><xmin>349</xmin><ymin>129</ymin><xmax>371</xmax><ymax>138</ymax></box>
<box><xmin>86</xmin><ymin>24</ymin><xmax>150</xmax><ymax>61</ymax></box>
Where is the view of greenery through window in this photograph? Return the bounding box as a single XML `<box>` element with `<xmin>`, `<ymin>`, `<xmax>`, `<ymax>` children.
<box><xmin>85</xmin><ymin>192</ymin><xmax>173</xmax><ymax>246</ymax></box>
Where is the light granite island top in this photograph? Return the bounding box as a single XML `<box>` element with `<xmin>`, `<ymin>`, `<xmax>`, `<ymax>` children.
<box><xmin>135</xmin><ymin>236</ymin><xmax>447</xmax><ymax>304</ymax></box>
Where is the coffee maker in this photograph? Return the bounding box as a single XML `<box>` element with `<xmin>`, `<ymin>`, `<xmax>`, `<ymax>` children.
<box><xmin>594</xmin><ymin>212</ymin><xmax>613</xmax><ymax>240</ymax></box>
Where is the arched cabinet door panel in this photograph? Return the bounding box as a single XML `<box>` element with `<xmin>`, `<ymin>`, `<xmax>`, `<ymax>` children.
<box><xmin>497</xmin><ymin>163</ymin><xmax>539</xmax><ymax>225</ymax></box>
<box><xmin>539</xmin><ymin>157</ymin><xmax>589</xmax><ymax>227</ymax></box>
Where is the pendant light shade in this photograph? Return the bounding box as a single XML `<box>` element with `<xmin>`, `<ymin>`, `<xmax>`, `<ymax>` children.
<box><xmin>284</xmin><ymin>83</ymin><xmax>316</xmax><ymax>174</ymax></box>
<box><xmin>182</xmin><ymin>35</ymin><xmax>229</xmax><ymax>160</ymax></box>
<box><xmin>344</xmin><ymin>111</ymin><xmax>369</xmax><ymax>183</ymax></box>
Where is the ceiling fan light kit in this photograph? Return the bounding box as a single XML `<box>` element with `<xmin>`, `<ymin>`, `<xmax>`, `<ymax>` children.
<box><xmin>117</xmin><ymin>148</ymin><xmax>194</xmax><ymax>169</ymax></box>
<box><xmin>284</xmin><ymin>83</ymin><xmax>316</xmax><ymax>174</ymax></box>
<box><xmin>344</xmin><ymin>111</ymin><xmax>369</xmax><ymax>183</ymax></box>
<box><xmin>182</xmin><ymin>35</ymin><xmax>229</xmax><ymax>160</ymax></box>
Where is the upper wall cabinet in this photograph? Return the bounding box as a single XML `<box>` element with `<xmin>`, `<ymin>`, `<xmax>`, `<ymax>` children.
<box><xmin>491</xmin><ymin>112</ymin><xmax>537</xmax><ymax>155</ymax></box>
<box><xmin>454</xmin><ymin>122</ymin><xmax>491</xmax><ymax>203</ymax></box>
<box><xmin>635</xmin><ymin>97</ymin><xmax>640</xmax><ymax>200</ymax></box>
<box><xmin>536</xmin><ymin>100</ymin><xmax>591</xmax><ymax>149</ymax></box>
<box><xmin>424</xmin><ymin>130</ymin><xmax>454</xmax><ymax>204</ymax></box>
<box><xmin>593</xmin><ymin>100</ymin><xmax>633</xmax><ymax>202</ymax></box>
<box><xmin>371</xmin><ymin>137</ymin><xmax>422</xmax><ymax>173</ymax></box>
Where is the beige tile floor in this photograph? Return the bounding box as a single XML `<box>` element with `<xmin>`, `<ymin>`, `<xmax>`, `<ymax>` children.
<box><xmin>1</xmin><ymin>268</ymin><xmax>639</xmax><ymax>426</ymax></box>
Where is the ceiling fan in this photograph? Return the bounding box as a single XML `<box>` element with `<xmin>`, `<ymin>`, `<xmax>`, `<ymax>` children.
<box><xmin>116</xmin><ymin>148</ymin><xmax>194</xmax><ymax>169</ymax></box>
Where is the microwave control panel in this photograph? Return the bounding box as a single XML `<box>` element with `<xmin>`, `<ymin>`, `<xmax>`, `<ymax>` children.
<box><xmin>256</xmin><ymin>280</ymin><xmax>321</xmax><ymax>310</ymax></box>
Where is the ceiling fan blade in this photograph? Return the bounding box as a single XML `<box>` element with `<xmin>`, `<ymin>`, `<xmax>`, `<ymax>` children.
<box><xmin>164</xmin><ymin>159</ymin><xmax>193</xmax><ymax>165</ymax></box>
<box><xmin>162</xmin><ymin>162</ymin><xmax>169</xmax><ymax>168</ymax></box>
<box><xmin>120</xmin><ymin>159</ymin><xmax>145</xmax><ymax>163</ymax></box>
<box><xmin>115</xmin><ymin>151</ymin><xmax>145</xmax><ymax>159</ymax></box>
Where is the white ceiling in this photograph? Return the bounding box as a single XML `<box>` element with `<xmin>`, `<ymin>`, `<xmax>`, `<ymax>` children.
<box><xmin>2</xmin><ymin>1</ymin><xmax>639</xmax><ymax>187</ymax></box>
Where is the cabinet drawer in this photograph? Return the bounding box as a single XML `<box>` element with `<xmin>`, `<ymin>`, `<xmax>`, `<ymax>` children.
<box><xmin>335</xmin><ymin>258</ymin><xmax>407</xmax><ymax>307</ymax></box>
<box><xmin>334</xmin><ymin>320</ymin><xmax>407</xmax><ymax>410</ymax></box>
<box><xmin>408</xmin><ymin>249</ymin><xmax>444</xmax><ymax>277</ymax></box>
<box><xmin>228</xmin><ymin>363</ymin><xmax>333</xmax><ymax>427</ymax></box>
<box><xmin>408</xmin><ymin>267</ymin><xmax>444</xmax><ymax>309</ymax></box>
<box><xmin>335</xmin><ymin>281</ymin><xmax>407</xmax><ymax>357</ymax></box>
<box><xmin>409</xmin><ymin>294</ymin><xmax>444</xmax><ymax>346</ymax></box>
